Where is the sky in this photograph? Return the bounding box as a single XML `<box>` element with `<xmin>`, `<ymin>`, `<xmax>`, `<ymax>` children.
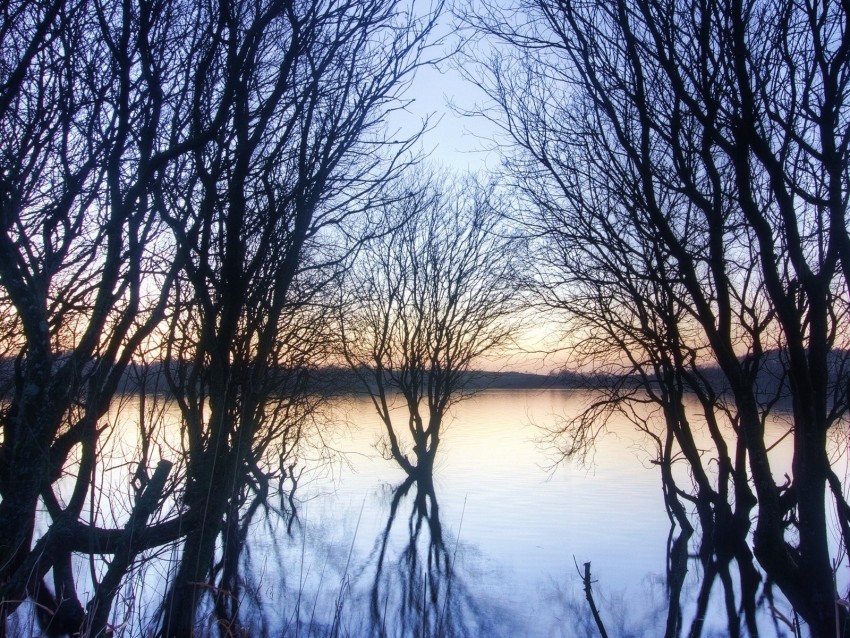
<box><xmin>396</xmin><ymin>61</ymin><xmax>500</xmax><ymax>173</ymax></box>
<box><xmin>390</xmin><ymin>54</ymin><xmax>575</xmax><ymax>375</ymax></box>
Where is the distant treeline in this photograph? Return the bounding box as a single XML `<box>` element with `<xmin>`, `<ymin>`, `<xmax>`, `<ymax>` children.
<box><xmin>4</xmin><ymin>351</ymin><xmax>844</xmax><ymax>400</ymax></box>
<box><xmin>0</xmin><ymin>359</ymin><xmax>593</xmax><ymax>397</ymax></box>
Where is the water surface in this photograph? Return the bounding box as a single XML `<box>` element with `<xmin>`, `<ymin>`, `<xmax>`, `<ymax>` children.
<box><xmin>230</xmin><ymin>388</ymin><xmax>805</xmax><ymax>637</ymax></box>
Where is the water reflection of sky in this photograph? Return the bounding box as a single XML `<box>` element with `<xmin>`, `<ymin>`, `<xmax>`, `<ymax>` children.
<box><xmin>79</xmin><ymin>388</ymin><xmax>820</xmax><ymax>636</ymax></box>
<box><xmin>269</xmin><ymin>388</ymin><xmax>803</xmax><ymax>637</ymax></box>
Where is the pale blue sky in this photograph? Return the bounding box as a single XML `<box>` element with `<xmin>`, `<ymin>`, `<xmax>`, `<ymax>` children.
<box><xmin>395</xmin><ymin>49</ymin><xmax>501</xmax><ymax>173</ymax></box>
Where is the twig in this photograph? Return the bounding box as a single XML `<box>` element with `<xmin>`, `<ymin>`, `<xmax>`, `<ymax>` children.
<box><xmin>574</xmin><ymin>557</ymin><xmax>609</xmax><ymax>638</ymax></box>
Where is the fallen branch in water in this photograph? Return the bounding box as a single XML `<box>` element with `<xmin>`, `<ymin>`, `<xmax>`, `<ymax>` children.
<box><xmin>575</xmin><ymin>557</ymin><xmax>609</xmax><ymax>638</ymax></box>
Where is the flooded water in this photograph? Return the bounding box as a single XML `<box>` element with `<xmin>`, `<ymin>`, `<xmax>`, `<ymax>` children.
<box><xmin>31</xmin><ymin>388</ymin><xmax>841</xmax><ymax>637</ymax></box>
<box><xmin>211</xmin><ymin>389</ymin><xmax>806</xmax><ymax>637</ymax></box>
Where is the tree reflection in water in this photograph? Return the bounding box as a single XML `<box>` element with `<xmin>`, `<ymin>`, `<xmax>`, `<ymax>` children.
<box><xmin>348</xmin><ymin>475</ymin><xmax>515</xmax><ymax>638</ymax></box>
<box><xmin>199</xmin><ymin>474</ymin><xmax>516</xmax><ymax>637</ymax></box>
<box><xmin>186</xmin><ymin>471</ymin><xmax>798</xmax><ymax>638</ymax></box>
<box><xmin>102</xmin><ymin>407</ymin><xmax>802</xmax><ymax>637</ymax></box>
<box><xmin>545</xmin><ymin>525</ymin><xmax>792</xmax><ymax>638</ymax></box>
<box><xmin>65</xmin><ymin>476</ymin><xmax>798</xmax><ymax>637</ymax></box>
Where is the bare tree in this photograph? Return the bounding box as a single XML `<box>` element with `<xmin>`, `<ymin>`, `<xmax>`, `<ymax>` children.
<box><xmin>0</xmin><ymin>0</ymin><xmax>209</xmax><ymax>632</ymax></box>
<box><xmin>1</xmin><ymin>0</ymin><xmax>442</xmax><ymax>634</ymax></box>
<box><xmin>339</xmin><ymin>173</ymin><xmax>520</xmax><ymax>479</ymax></box>
<box><xmin>461</xmin><ymin>0</ymin><xmax>850</xmax><ymax>633</ymax></box>
<box><xmin>149</xmin><ymin>1</ymin><xmax>443</xmax><ymax>635</ymax></box>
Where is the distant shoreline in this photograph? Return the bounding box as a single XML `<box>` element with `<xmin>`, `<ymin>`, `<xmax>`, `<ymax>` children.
<box><xmin>2</xmin><ymin>348</ymin><xmax>846</xmax><ymax>399</ymax></box>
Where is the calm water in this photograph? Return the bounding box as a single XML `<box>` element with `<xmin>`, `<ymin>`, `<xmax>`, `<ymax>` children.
<box><xmin>31</xmin><ymin>388</ymin><xmax>842</xmax><ymax>637</ymax></box>
<box><xmin>216</xmin><ymin>389</ymin><xmax>806</xmax><ymax>637</ymax></box>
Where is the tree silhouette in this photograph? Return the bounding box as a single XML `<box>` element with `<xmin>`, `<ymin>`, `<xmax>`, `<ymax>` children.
<box><xmin>0</xmin><ymin>0</ymin><xmax>441</xmax><ymax>634</ymax></box>
<box><xmin>461</xmin><ymin>0</ymin><xmax>850</xmax><ymax>633</ymax></box>
<box><xmin>147</xmin><ymin>0</ymin><xmax>441</xmax><ymax>634</ymax></box>
<box><xmin>339</xmin><ymin>173</ymin><xmax>520</xmax><ymax>478</ymax></box>
<box><xmin>0</xmin><ymin>0</ymin><xmax>208</xmax><ymax>631</ymax></box>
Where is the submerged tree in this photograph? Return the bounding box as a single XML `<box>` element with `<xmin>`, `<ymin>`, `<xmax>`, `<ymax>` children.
<box><xmin>339</xmin><ymin>174</ymin><xmax>519</xmax><ymax>478</ymax></box>
<box><xmin>0</xmin><ymin>0</ymin><xmax>442</xmax><ymax>635</ymax></box>
<box><xmin>462</xmin><ymin>0</ymin><xmax>850</xmax><ymax>634</ymax></box>
<box><xmin>152</xmin><ymin>0</ymin><xmax>441</xmax><ymax>635</ymax></box>
<box><xmin>0</xmin><ymin>0</ymin><xmax>207</xmax><ymax>633</ymax></box>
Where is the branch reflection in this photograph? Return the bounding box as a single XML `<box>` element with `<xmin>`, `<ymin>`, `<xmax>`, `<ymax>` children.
<box><xmin>360</xmin><ymin>475</ymin><xmax>509</xmax><ymax>638</ymax></box>
<box><xmin>547</xmin><ymin>523</ymin><xmax>784</xmax><ymax>637</ymax></box>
